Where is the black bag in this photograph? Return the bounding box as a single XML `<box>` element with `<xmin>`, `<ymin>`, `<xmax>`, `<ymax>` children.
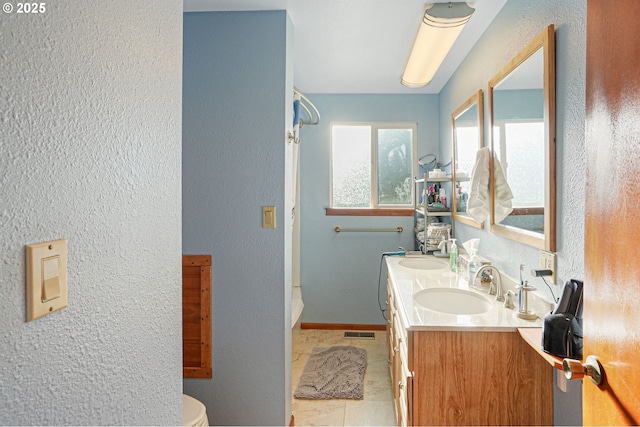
<box><xmin>541</xmin><ymin>279</ymin><xmax>584</xmax><ymax>359</ymax></box>
<box><xmin>542</xmin><ymin>313</ymin><xmax>583</xmax><ymax>359</ymax></box>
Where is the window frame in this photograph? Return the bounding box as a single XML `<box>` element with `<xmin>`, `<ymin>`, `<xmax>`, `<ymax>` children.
<box><xmin>327</xmin><ymin>122</ymin><xmax>417</xmax><ymax>216</ymax></box>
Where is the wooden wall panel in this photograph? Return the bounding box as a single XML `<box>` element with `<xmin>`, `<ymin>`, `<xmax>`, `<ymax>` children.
<box><xmin>182</xmin><ymin>255</ymin><xmax>212</xmax><ymax>378</ymax></box>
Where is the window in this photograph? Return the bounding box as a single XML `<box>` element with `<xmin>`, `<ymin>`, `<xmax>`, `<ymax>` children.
<box><xmin>330</xmin><ymin>123</ymin><xmax>416</xmax><ymax>213</ymax></box>
<box><xmin>494</xmin><ymin>120</ymin><xmax>544</xmax><ymax>208</ymax></box>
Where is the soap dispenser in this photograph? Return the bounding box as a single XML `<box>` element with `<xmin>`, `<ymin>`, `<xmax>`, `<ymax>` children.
<box><xmin>449</xmin><ymin>239</ymin><xmax>458</xmax><ymax>272</ymax></box>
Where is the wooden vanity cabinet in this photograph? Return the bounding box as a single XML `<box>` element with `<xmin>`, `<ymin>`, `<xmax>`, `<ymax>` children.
<box><xmin>387</xmin><ymin>280</ymin><xmax>553</xmax><ymax>426</ymax></box>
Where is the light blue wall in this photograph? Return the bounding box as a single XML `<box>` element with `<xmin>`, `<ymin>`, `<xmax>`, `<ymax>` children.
<box><xmin>299</xmin><ymin>95</ymin><xmax>439</xmax><ymax>325</ymax></box>
<box><xmin>0</xmin><ymin>1</ymin><xmax>183</xmax><ymax>424</ymax></box>
<box><xmin>494</xmin><ymin>89</ymin><xmax>544</xmax><ymax>120</ymax></box>
<box><xmin>438</xmin><ymin>0</ymin><xmax>586</xmax><ymax>425</ymax></box>
<box><xmin>182</xmin><ymin>11</ymin><xmax>293</xmax><ymax>426</ymax></box>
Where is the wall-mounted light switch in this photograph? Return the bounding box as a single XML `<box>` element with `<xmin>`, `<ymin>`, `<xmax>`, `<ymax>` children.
<box><xmin>26</xmin><ymin>239</ymin><xmax>68</xmax><ymax>321</ymax></box>
<box><xmin>41</xmin><ymin>256</ymin><xmax>61</xmax><ymax>301</ymax></box>
<box><xmin>262</xmin><ymin>206</ymin><xmax>276</xmax><ymax>229</ymax></box>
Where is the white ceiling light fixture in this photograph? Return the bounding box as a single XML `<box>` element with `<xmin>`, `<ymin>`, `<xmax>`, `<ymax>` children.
<box><xmin>402</xmin><ymin>2</ymin><xmax>475</xmax><ymax>88</ymax></box>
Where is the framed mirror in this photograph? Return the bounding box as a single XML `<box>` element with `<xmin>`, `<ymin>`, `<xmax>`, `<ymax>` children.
<box><xmin>489</xmin><ymin>25</ymin><xmax>555</xmax><ymax>251</ymax></box>
<box><xmin>452</xmin><ymin>90</ymin><xmax>484</xmax><ymax>229</ymax></box>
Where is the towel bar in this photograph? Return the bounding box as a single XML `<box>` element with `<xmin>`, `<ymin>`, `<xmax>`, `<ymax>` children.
<box><xmin>334</xmin><ymin>226</ymin><xmax>404</xmax><ymax>233</ymax></box>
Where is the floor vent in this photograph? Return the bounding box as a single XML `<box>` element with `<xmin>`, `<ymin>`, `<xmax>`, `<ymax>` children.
<box><xmin>344</xmin><ymin>331</ymin><xmax>375</xmax><ymax>340</ymax></box>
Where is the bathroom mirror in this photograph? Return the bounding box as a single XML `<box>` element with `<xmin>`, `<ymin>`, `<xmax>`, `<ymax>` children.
<box><xmin>488</xmin><ymin>25</ymin><xmax>556</xmax><ymax>251</ymax></box>
<box><xmin>452</xmin><ymin>90</ymin><xmax>484</xmax><ymax>229</ymax></box>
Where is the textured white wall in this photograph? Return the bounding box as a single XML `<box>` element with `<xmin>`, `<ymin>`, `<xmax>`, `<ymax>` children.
<box><xmin>0</xmin><ymin>1</ymin><xmax>183</xmax><ymax>424</ymax></box>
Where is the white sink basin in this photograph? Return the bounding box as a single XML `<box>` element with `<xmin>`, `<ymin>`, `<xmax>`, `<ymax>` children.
<box><xmin>398</xmin><ymin>258</ymin><xmax>446</xmax><ymax>271</ymax></box>
<box><xmin>414</xmin><ymin>288</ymin><xmax>492</xmax><ymax>315</ymax></box>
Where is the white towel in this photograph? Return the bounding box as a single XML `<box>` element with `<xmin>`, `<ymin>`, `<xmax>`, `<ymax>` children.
<box><xmin>467</xmin><ymin>147</ymin><xmax>491</xmax><ymax>223</ymax></box>
<box><xmin>467</xmin><ymin>148</ymin><xmax>515</xmax><ymax>223</ymax></box>
<box><xmin>493</xmin><ymin>153</ymin><xmax>514</xmax><ymax>223</ymax></box>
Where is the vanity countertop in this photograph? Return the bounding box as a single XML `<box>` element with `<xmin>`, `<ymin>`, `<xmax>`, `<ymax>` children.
<box><xmin>386</xmin><ymin>255</ymin><xmax>544</xmax><ymax>332</ymax></box>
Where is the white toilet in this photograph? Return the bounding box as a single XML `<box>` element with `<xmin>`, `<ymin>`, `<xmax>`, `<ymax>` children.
<box><xmin>183</xmin><ymin>394</ymin><xmax>209</xmax><ymax>426</ymax></box>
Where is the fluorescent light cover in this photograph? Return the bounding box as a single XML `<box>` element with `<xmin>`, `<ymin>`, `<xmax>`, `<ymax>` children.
<box><xmin>402</xmin><ymin>2</ymin><xmax>475</xmax><ymax>88</ymax></box>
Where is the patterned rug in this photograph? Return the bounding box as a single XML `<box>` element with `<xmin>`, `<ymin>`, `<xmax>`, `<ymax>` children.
<box><xmin>294</xmin><ymin>345</ymin><xmax>367</xmax><ymax>400</ymax></box>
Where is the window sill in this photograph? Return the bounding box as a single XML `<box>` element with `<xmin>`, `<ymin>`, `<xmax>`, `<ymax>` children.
<box><xmin>511</xmin><ymin>207</ymin><xmax>544</xmax><ymax>215</ymax></box>
<box><xmin>325</xmin><ymin>208</ymin><xmax>414</xmax><ymax>217</ymax></box>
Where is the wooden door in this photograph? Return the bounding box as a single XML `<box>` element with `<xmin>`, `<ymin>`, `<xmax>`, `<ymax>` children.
<box><xmin>584</xmin><ymin>0</ymin><xmax>640</xmax><ymax>424</ymax></box>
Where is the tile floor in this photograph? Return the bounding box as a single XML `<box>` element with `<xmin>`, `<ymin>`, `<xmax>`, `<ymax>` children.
<box><xmin>292</xmin><ymin>329</ymin><xmax>396</xmax><ymax>426</ymax></box>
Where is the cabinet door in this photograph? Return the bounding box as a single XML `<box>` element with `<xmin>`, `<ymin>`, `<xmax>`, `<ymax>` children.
<box><xmin>391</xmin><ymin>314</ymin><xmax>403</xmax><ymax>426</ymax></box>
<box><xmin>411</xmin><ymin>331</ymin><xmax>551</xmax><ymax>425</ymax></box>
<box><xmin>393</xmin><ymin>348</ymin><xmax>403</xmax><ymax>426</ymax></box>
<box><xmin>386</xmin><ymin>281</ymin><xmax>394</xmax><ymax>363</ymax></box>
<box><xmin>407</xmin><ymin>376</ymin><xmax>413</xmax><ymax>427</ymax></box>
<box><xmin>397</xmin><ymin>342</ymin><xmax>412</xmax><ymax>427</ymax></box>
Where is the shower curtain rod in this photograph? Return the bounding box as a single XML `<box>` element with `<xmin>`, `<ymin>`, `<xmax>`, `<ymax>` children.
<box><xmin>294</xmin><ymin>87</ymin><xmax>320</xmax><ymax>127</ymax></box>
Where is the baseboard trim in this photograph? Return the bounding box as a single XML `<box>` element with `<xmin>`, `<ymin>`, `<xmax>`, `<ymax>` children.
<box><xmin>301</xmin><ymin>323</ymin><xmax>386</xmax><ymax>331</ymax></box>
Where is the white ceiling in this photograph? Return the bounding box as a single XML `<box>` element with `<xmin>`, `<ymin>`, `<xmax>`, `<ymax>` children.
<box><xmin>183</xmin><ymin>0</ymin><xmax>508</xmax><ymax>94</ymax></box>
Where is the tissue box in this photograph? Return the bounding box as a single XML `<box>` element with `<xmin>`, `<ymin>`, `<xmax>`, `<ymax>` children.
<box><xmin>458</xmin><ymin>253</ymin><xmax>491</xmax><ymax>277</ymax></box>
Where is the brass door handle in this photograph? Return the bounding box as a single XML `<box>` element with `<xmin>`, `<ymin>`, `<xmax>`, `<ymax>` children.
<box><xmin>562</xmin><ymin>355</ymin><xmax>603</xmax><ymax>385</ymax></box>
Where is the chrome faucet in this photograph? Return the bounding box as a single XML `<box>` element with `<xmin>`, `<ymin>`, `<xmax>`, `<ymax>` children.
<box><xmin>398</xmin><ymin>247</ymin><xmax>423</xmax><ymax>256</ymax></box>
<box><xmin>474</xmin><ymin>265</ymin><xmax>504</xmax><ymax>302</ymax></box>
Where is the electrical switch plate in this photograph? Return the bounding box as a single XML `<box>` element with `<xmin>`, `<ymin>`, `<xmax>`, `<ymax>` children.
<box><xmin>539</xmin><ymin>250</ymin><xmax>556</xmax><ymax>285</ymax></box>
<box><xmin>262</xmin><ymin>206</ymin><xmax>276</xmax><ymax>229</ymax></box>
<box><xmin>26</xmin><ymin>239</ymin><xmax>68</xmax><ymax>322</ymax></box>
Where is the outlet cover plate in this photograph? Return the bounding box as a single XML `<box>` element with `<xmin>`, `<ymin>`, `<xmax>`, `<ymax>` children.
<box><xmin>539</xmin><ymin>250</ymin><xmax>556</xmax><ymax>285</ymax></box>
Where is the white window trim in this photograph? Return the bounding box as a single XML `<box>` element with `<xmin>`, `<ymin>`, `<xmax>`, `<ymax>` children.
<box><xmin>330</xmin><ymin>122</ymin><xmax>418</xmax><ymax>209</ymax></box>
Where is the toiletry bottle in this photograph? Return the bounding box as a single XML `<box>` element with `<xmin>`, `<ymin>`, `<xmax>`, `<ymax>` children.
<box><xmin>468</xmin><ymin>249</ymin><xmax>479</xmax><ymax>286</ymax></box>
<box><xmin>450</xmin><ymin>239</ymin><xmax>458</xmax><ymax>272</ymax></box>
<box><xmin>439</xmin><ymin>188</ymin><xmax>447</xmax><ymax>208</ymax></box>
